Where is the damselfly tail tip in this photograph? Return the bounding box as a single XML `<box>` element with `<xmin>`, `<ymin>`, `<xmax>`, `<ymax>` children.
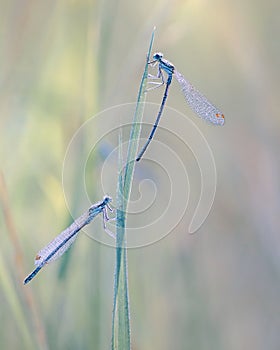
<box><xmin>136</xmin><ymin>153</ymin><xmax>144</xmax><ymax>161</ymax></box>
<box><xmin>136</xmin><ymin>150</ymin><xmax>143</xmax><ymax>161</ymax></box>
<box><xmin>23</xmin><ymin>277</ymin><xmax>29</xmax><ymax>285</ymax></box>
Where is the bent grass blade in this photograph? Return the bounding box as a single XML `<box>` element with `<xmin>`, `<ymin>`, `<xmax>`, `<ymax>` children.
<box><xmin>111</xmin><ymin>28</ymin><xmax>156</xmax><ymax>350</ymax></box>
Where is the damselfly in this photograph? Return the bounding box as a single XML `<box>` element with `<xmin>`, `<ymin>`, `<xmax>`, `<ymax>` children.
<box><xmin>24</xmin><ymin>196</ymin><xmax>113</xmax><ymax>284</ymax></box>
<box><xmin>136</xmin><ymin>52</ymin><xmax>225</xmax><ymax>161</ymax></box>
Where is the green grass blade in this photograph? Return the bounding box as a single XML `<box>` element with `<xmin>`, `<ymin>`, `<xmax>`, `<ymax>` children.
<box><xmin>111</xmin><ymin>28</ymin><xmax>155</xmax><ymax>350</ymax></box>
<box><xmin>122</xmin><ymin>28</ymin><xmax>155</xmax><ymax>200</ymax></box>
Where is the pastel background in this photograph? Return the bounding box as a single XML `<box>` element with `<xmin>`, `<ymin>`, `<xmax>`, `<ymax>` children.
<box><xmin>1</xmin><ymin>0</ymin><xmax>279</xmax><ymax>349</ymax></box>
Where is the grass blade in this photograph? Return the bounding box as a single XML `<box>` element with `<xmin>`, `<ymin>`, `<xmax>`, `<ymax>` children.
<box><xmin>111</xmin><ymin>28</ymin><xmax>155</xmax><ymax>350</ymax></box>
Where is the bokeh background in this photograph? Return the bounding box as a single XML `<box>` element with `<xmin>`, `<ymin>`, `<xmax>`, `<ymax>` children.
<box><xmin>1</xmin><ymin>0</ymin><xmax>279</xmax><ymax>349</ymax></box>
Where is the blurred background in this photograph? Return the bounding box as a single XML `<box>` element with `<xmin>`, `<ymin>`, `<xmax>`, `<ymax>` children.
<box><xmin>1</xmin><ymin>0</ymin><xmax>280</xmax><ymax>349</ymax></box>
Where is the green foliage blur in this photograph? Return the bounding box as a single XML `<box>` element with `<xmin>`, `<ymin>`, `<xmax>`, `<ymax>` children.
<box><xmin>1</xmin><ymin>0</ymin><xmax>279</xmax><ymax>349</ymax></box>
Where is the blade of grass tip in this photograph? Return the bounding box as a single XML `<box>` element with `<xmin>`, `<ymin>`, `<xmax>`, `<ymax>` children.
<box><xmin>111</xmin><ymin>28</ymin><xmax>155</xmax><ymax>350</ymax></box>
<box><xmin>122</xmin><ymin>27</ymin><xmax>155</xmax><ymax>203</ymax></box>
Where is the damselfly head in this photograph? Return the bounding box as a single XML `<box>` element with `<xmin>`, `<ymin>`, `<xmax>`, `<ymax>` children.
<box><xmin>103</xmin><ymin>195</ymin><xmax>112</xmax><ymax>204</ymax></box>
<box><xmin>153</xmin><ymin>52</ymin><xmax>163</xmax><ymax>61</ymax></box>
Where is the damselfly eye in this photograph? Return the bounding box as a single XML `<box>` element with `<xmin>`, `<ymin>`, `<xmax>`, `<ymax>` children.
<box><xmin>153</xmin><ymin>52</ymin><xmax>163</xmax><ymax>60</ymax></box>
